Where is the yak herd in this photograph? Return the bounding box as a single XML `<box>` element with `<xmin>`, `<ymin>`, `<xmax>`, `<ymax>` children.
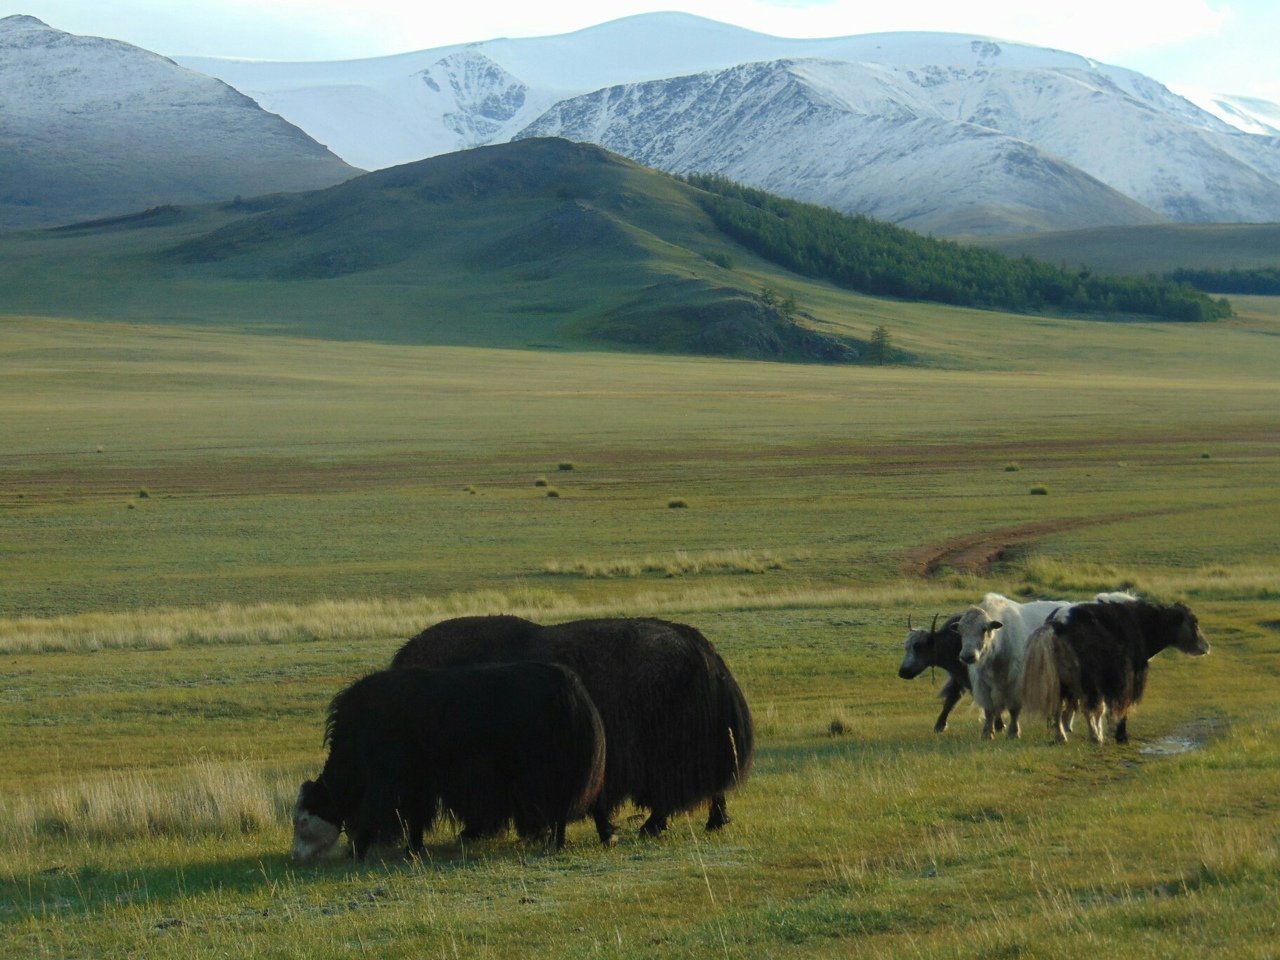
<box><xmin>292</xmin><ymin>595</ymin><xmax>1208</xmax><ymax>862</ymax></box>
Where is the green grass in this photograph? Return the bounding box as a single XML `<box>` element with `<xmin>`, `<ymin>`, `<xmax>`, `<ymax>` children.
<box><xmin>2</xmin><ymin>295</ymin><xmax>1279</xmax><ymax>956</ymax></box>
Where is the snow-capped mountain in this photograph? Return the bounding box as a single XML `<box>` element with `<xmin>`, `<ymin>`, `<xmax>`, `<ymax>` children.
<box><xmin>0</xmin><ymin>15</ymin><xmax>356</xmax><ymax>231</ymax></box>
<box><xmin>520</xmin><ymin>57</ymin><xmax>1280</xmax><ymax>232</ymax></box>
<box><xmin>1179</xmin><ymin>89</ymin><xmax>1280</xmax><ymax>136</ymax></box>
<box><xmin>175</xmin><ymin>13</ymin><xmax>1280</xmax><ymax>235</ymax></box>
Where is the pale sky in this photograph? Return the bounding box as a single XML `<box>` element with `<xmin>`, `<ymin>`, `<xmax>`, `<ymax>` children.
<box><xmin>5</xmin><ymin>0</ymin><xmax>1278</xmax><ymax>100</ymax></box>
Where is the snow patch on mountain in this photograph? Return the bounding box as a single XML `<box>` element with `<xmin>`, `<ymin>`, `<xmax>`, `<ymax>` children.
<box><xmin>0</xmin><ymin>15</ymin><xmax>355</xmax><ymax>230</ymax></box>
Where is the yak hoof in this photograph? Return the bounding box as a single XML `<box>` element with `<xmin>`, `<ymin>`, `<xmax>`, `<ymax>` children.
<box><xmin>706</xmin><ymin>796</ymin><xmax>731</xmax><ymax>831</ymax></box>
<box><xmin>933</xmin><ymin>721</ymin><xmax>948</xmax><ymax>733</ymax></box>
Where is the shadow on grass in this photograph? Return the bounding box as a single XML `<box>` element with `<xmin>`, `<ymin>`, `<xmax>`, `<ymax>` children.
<box><xmin>1</xmin><ymin>832</ymin><xmax>584</xmax><ymax>921</ymax></box>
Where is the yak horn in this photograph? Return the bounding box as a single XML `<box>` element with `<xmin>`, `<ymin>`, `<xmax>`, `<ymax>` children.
<box><xmin>930</xmin><ymin>613</ymin><xmax>940</xmax><ymax>633</ymax></box>
<box><xmin>907</xmin><ymin>613</ymin><xmax>913</xmax><ymax>631</ymax></box>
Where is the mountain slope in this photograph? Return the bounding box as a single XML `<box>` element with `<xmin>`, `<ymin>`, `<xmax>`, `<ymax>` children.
<box><xmin>0</xmin><ymin>139</ymin><xmax>854</xmax><ymax>361</ymax></box>
<box><xmin>518</xmin><ymin>59</ymin><xmax>1165</xmax><ymax>236</ymax></box>
<box><xmin>176</xmin><ymin>14</ymin><xmax>1280</xmax><ymax>234</ymax></box>
<box><xmin>0</xmin><ymin>15</ymin><xmax>358</xmax><ymax>231</ymax></box>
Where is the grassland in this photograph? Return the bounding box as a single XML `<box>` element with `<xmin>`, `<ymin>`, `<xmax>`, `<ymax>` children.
<box><xmin>2</xmin><ymin>295</ymin><xmax>1279</xmax><ymax>957</ymax></box>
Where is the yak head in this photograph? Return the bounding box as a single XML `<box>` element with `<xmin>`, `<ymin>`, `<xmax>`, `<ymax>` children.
<box><xmin>899</xmin><ymin>613</ymin><xmax>942</xmax><ymax>679</ymax></box>
<box><xmin>1171</xmin><ymin>602</ymin><xmax>1211</xmax><ymax>657</ymax></box>
<box><xmin>957</xmin><ymin>606</ymin><xmax>1003</xmax><ymax>666</ymax></box>
<box><xmin>291</xmin><ymin>779</ymin><xmax>342</xmax><ymax>863</ymax></box>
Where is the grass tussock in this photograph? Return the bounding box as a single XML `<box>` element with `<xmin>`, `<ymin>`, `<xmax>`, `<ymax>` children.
<box><xmin>543</xmin><ymin>548</ymin><xmax>785</xmax><ymax>579</ymax></box>
<box><xmin>1</xmin><ymin>760</ymin><xmax>293</xmax><ymax>848</ymax></box>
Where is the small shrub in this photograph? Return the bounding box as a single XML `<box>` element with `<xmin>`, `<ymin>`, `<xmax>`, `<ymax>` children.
<box><xmin>1004</xmin><ymin>463</ymin><xmax>1020</xmax><ymax>472</ymax></box>
<box><xmin>704</xmin><ymin>250</ymin><xmax>735</xmax><ymax>269</ymax></box>
<box><xmin>1030</xmin><ymin>486</ymin><xmax>1049</xmax><ymax>496</ymax></box>
<box><xmin>546</xmin><ymin>488</ymin><xmax>561</xmax><ymax>498</ymax></box>
<box><xmin>138</xmin><ymin>488</ymin><xmax>150</xmax><ymax>499</ymax></box>
<box><xmin>534</xmin><ymin>477</ymin><xmax>548</xmax><ymax>487</ymax></box>
<box><xmin>557</xmin><ymin>462</ymin><xmax>575</xmax><ymax>472</ymax></box>
<box><xmin>463</xmin><ymin>485</ymin><xmax>477</xmax><ymax>495</ymax></box>
<box><xmin>828</xmin><ymin>718</ymin><xmax>848</xmax><ymax>737</ymax></box>
<box><xmin>1201</xmin><ymin>452</ymin><xmax>1212</xmax><ymax>460</ymax></box>
<box><xmin>668</xmin><ymin>498</ymin><xmax>688</xmax><ymax>509</ymax></box>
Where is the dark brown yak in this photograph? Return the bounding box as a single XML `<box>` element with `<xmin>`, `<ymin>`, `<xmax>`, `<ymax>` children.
<box><xmin>291</xmin><ymin>662</ymin><xmax>605</xmax><ymax>861</ymax></box>
<box><xmin>391</xmin><ymin>615</ymin><xmax>753</xmax><ymax>844</ymax></box>
<box><xmin>1021</xmin><ymin>598</ymin><xmax>1210</xmax><ymax>744</ymax></box>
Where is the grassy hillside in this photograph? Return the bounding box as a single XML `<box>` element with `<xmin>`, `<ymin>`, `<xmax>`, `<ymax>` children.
<box><xmin>2</xmin><ymin>299</ymin><xmax>1279</xmax><ymax>957</ymax></box>
<box><xmin>0</xmin><ymin>140</ymin><xmax>851</xmax><ymax>361</ymax></box>
<box><xmin>975</xmin><ymin>222</ymin><xmax>1280</xmax><ymax>276</ymax></box>
<box><xmin>0</xmin><ymin>139</ymin><xmax>1240</xmax><ymax>363</ymax></box>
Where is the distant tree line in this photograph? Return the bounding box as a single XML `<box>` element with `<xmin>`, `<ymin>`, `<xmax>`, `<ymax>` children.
<box><xmin>683</xmin><ymin>174</ymin><xmax>1232</xmax><ymax>323</ymax></box>
<box><xmin>1166</xmin><ymin>266</ymin><xmax>1280</xmax><ymax>295</ymax></box>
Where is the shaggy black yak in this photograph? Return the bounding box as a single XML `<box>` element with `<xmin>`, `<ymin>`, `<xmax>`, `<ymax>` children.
<box><xmin>898</xmin><ymin>613</ymin><xmax>988</xmax><ymax>733</ymax></box>
<box><xmin>391</xmin><ymin>616</ymin><xmax>753</xmax><ymax>844</ymax></box>
<box><xmin>291</xmin><ymin>662</ymin><xmax>605</xmax><ymax>861</ymax></box>
<box><xmin>1021</xmin><ymin>598</ymin><xmax>1210</xmax><ymax>744</ymax></box>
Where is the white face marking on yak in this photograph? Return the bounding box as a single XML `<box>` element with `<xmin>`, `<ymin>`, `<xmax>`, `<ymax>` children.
<box><xmin>291</xmin><ymin>785</ymin><xmax>341</xmax><ymax>863</ymax></box>
<box><xmin>957</xmin><ymin>607</ymin><xmax>1003</xmax><ymax>665</ymax></box>
<box><xmin>899</xmin><ymin>628</ymin><xmax>930</xmax><ymax>679</ymax></box>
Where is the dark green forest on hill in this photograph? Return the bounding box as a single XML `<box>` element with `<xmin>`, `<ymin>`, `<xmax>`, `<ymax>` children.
<box><xmin>686</xmin><ymin>174</ymin><xmax>1233</xmax><ymax>322</ymax></box>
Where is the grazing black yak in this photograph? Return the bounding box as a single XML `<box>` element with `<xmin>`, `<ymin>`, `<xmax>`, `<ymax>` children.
<box><xmin>391</xmin><ymin>616</ymin><xmax>753</xmax><ymax>844</ymax></box>
<box><xmin>290</xmin><ymin>662</ymin><xmax>605</xmax><ymax>861</ymax></box>
<box><xmin>1021</xmin><ymin>598</ymin><xmax>1210</xmax><ymax>744</ymax></box>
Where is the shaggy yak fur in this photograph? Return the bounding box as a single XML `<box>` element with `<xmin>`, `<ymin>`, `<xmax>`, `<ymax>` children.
<box><xmin>1020</xmin><ymin>598</ymin><xmax>1210</xmax><ymax>744</ymax></box>
<box><xmin>898</xmin><ymin>613</ymin><xmax>1003</xmax><ymax>734</ymax></box>
<box><xmin>291</xmin><ymin>662</ymin><xmax>605</xmax><ymax>861</ymax></box>
<box><xmin>391</xmin><ymin>615</ymin><xmax>753</xmax><ymax>844</ymax></box>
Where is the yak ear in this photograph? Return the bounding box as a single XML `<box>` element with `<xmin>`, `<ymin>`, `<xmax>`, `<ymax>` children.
<box><xmin>985</xmin><ymin>620</ymin><xmax>1003</xmax><ymax>633</ymax></box>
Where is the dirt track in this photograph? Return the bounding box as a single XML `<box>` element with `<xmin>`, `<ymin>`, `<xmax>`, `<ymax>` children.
<box><xmin>902</xmin><ymin>513</ymin><xmax>1161</xmax><ymax>578</ymax></box>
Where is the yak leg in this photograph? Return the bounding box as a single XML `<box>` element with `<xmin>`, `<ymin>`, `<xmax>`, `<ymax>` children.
<box><xmin>591</xmin><ymin>799</ymin><xmax>618</xmax><ymax>847</ymax></box>
<box><xmin>1088</xmin><ymin>708</ymin><xmax>1106</xmax><ymax>744</ymax></box>
<box><xmin>935</xmin><ymin>687</ymin><xmax>963</xmax><ymax>733</ymax></box>
<box><xmin>640</xmin><ymin>811</ymin><xmax>669</xmax><ymax>837</ymax></box>
<box><xmin>1115</xmin><ymin>713</ymin><xmax>1130</xmax><ymax>744</ymax></box>
<box><xmin>551</xmin><ymin>819</ymin><xmax>567</xmax><ymax>851</ymax></box>
<box><xmin>1006</xmin><ymin>706</ymin><xmax>1021</xmax><ymax>740</ymax></box>
<box><xmin>706</xmin><ymin>794</ymin><xmax>731</xmax><ymax>831</ymax></box>
<box><xmin>981</xmin><ymin>712</ymin><xmax>997</xmax><ymax>741</ymax></box>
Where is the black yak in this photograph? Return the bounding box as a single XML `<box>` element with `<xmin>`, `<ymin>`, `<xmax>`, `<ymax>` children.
<box><xmin>391</xmin><ymin>615</ymin><xmax>753</xmax><ymax>844</ymax></box>
<box><xmin>898</xmin><ymin>613</ymin><xmax>990</xmax><ymax>733</ymax></box>
<box><xmin>1020</xmin><ymin>598</ymin><xmax>1210</xmax><ymax>744</ymax></box>
<box><xmin>291</xmin><ymin>662</ymin><xmax>605</xmax><ymax>861</ymax></box>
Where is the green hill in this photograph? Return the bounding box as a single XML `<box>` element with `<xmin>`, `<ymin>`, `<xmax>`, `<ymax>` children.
<box><xmin>0</xmin><ymin>139</ymin><xmax>857</xmax><ymax>361</ymax></box>
<box><xmin>0</xmin><ymin>138</ymin><xmax>1234</xmax><ymax>361</ymax></box>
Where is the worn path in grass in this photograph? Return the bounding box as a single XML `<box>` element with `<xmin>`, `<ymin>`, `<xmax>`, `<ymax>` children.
<box><xmin>901</xmin><ymin>511</ymin><xmax>1173</xmax><ymax>578</ymax></box>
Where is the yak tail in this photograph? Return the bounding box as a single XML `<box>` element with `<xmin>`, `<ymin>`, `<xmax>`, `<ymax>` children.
<box><xmin>1020</xmin><ymin>624</ymin><xmax>1063</xmax><ymax>720</ymax></box>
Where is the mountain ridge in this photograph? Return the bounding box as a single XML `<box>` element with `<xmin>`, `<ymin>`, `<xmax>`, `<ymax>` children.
<box><xmin>172</xmin><ymin>13</ymin><xmax>1280</xmax><ymax>235</ymax></box>
<box><xmin>0</xmin><ymin>15</ymin><xmax>358</xmax><ymax>231</ymax></box>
